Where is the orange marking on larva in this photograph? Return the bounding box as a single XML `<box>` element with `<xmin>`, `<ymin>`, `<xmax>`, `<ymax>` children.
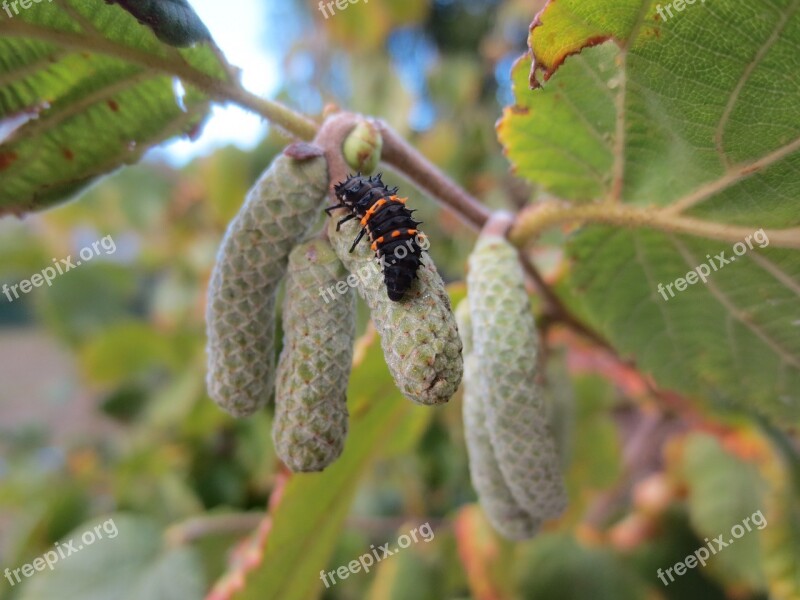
<box><xmin>391</xmin><ymin>230</ymin><xmax>401</xmax><ymax>238</ymax></box>
<box><xmin>370</xmin><ymin>236</ymin><xmax>385</xmax><ymax>251</ymax></box>
<box><xmin>361</xmin><ymin>199</ymin><xmax>387</xmax><ymax>224</ymax></box>
<box><xmin>389</xmin><ymin>195</ymin><xmax>407</xmax><ymax>204</ymax></box>
<box><xmin>407</xmin><ymin>229</ymin><xmax>417</xmax><ymax>235</ymax></box>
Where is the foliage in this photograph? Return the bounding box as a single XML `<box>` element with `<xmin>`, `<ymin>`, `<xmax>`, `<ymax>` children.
<box><xmin>0</xmin><ymin>0</ymin><xmax>798</xmax><ymax>599</ymax></box>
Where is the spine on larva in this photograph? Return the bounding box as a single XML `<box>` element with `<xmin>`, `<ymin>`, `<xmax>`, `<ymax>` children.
<box><xmin>206</xmin><ymin>152</ymin><xmax>329</xmax><ymax>417</ymax></box>
<box><xmin>456</xmin><ymin>301</ymin><xmax>541</xmax><ymax>540</ymax></box>
<box><xmin>466</xmin><ymin>232</ymin><xmax>567</xmax><ymax>525</ymax></box>
<box><xmin>273</xmin><ymin>239</ymin><xmax>355</xmax><ymax>472</ymax></box>
<box><xmin>327</xmin><ymin>216</ymin><xmax>463</xmax><ymax>406</ymax></box>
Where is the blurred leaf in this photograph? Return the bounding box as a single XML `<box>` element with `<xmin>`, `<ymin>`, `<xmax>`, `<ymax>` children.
<box><xmin>315</xmin><ymin>0</ymin><xmax>430</xmax><ymax>51</ymax></box>
<box><xmin>100</xmin><ymin>384</ymin><xmax>149</xmax><ymax>422</ymax></box>
<box><xmin>628</xmin><ymin>507</ymin><xmax>729</xmax><ymax>600</ymax></box>
<box><xmin>760</xmin><ymin>439</ymin><xmax>800</xmax><ymax>600</ymax></box>
<box><xmin>79</xmin><ymin>321</ymin><xmax>179</xmax><ymax>384</ymax></box>
<box><xmin>453</xmin><ymin>504</ymin><xmax>516</xmax><ymax>600</ymax></box>
<box><xmin>365</xmin><ymin>538</ymin><xmax>440</xmax><ymax>600</ymax></box>
<box><xmin>679</xmin><ymin>433</ymin><xmax>765</xmax><ymax>589</ymax></box>
<box><xmin>0</xmin><ymin>0</ymin><xmax>225</xmax><ymax>214</ymax></box>
<box><xmin>34</xmin><ymin>262</ymin><xmax>139</xmax><ymax>342</ymax></box>
<box><xmin>17</xmin><ymin>514</ymin><xmax>205</xmax><ymax>600</ymax></box>
<box><xmin>516</xmin><ymin>533</ymin><xmax>649</xmax><ymax>600</ymax></box>
<box><xmin>566</xmin><ymin>374</ymin><xmax>621</xmax><ymax>495</ymax></box>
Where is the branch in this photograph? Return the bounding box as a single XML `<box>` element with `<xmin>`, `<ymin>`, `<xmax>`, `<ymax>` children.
<box><xmin>378</xmin><ymin>121</ymin><xmax>492</xmax><ymax>229</ymax></box>
<box><xmin>510</xmin><ymin>200</ymin><xmax>800</xmax><ymax>250</ymax></box>
<box><xmin>165</xmin><ymin>513</ymin><xmax>264</xmax><ymax>546</ymax></box>
<box><xmin>0</xmin><ymin>14</ymin><xmax>607</xmax><ymax>346</ymax></box>
<box><xmin>377</xmin><ymin>121</ymin><xmax>608</xmax><ymax>345</ymax></box>
<box><xmin>0</xmin><ymin>19</ymin><xmax>319</xmax><ymax>140</ymax></box>
<box><xmin>313</xmin><ymin>112</ymin><xmax>360</xmax><ymax>198</ymax></box>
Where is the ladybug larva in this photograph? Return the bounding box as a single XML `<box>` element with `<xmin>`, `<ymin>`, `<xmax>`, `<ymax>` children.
<box><xmin>326</xmin><ymin>173</ymin><xmax>424</xmax><ymax>301</ymax></box>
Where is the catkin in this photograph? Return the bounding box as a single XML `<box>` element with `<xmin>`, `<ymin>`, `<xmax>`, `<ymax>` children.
<box><xmin>457</xmin><ymin>301</ymin><xmax>541</xmax><ymax>539</ymax></box>
<box><xmin>273</xmin><ymin>239</ymin><xmax>355</xmax><ymax>472</ymax></box>
<box><xmin>206</xmin><ymin>153</ymin><xmax>329</xmax><ymax>417</ymax></box>
<box><xmin>466</xmin><ymin>234</ymin><xmax>567</xmax><ymax>524</ymax></box>
<box><xmin>327</xmin><ymin>217</ymin><xmax>463</xmax><ymax>405</ymax></box>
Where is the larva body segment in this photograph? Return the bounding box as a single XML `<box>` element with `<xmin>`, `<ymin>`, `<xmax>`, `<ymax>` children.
<box><xmin>328</xmin><ymin>174</ymin><xmax>423</xmax><ymax>302</ymax></box>
<box><xmin>466</xmin><ymin>234</ymin><xmax>567</xmax><ymax>523</ymax></box>
<box><xmin>273</xmin><ymin>239</ymin><xmax>355</xmax><ymax>472</ymax></box>
<box><xmin>327</xmin><ymin>216</ymin><xmax>463</xmax><ymax>406</ymax></box>
<box><xmin>206</xmin><ymin>154</ymin><xmax>328</xmax><ymax>417</ymax></box>
<box><xmin>456</xmin><ymin>301</ymin><xmax>541</xmax><ymax>540</ymax></box>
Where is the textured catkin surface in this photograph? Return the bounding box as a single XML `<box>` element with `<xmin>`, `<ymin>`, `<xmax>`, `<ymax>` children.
<box><xmin>273</xmin><ymin>239</ymin><xmax>355</xmax><ymax>472</ymax></box>
<box><xmin>467</xmin><ymin>234</ymin><xmax>567</xmax><ymax>522</ymax></box>
<box><xmin>206</xmin><ymin>154</ymin><xmax>329</xmax><ymax>417</ymax></box>
<box><xmin>328</xmin><ymin>217</ymin><xmax>463</xmax><ymax>405</ymax></box>
<box><xmin>456</xmin><ymin>302</ymin><xmax>541</xmax><ymax>540</ymax></box>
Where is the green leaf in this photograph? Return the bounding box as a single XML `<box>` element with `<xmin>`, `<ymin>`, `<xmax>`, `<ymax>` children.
<box><xmin>16</xmin><ymin>514</ymin><xmax>205</xmax><ymax>600</ymax></box>
<box><xmin>516</xmin><ymin>533</ymin><xmax>649</xmax><ymax>600</ymax></box>
<box><xmin>759</xmin><ymin>436</ymin><xmax>800</xmax><ymax>599</ymax></box>
<box><xmin>0</xmin><ymin>0</ymin><xmax>226</xmax><ymax>214</ymax></box>
<box><xmin>679</xmin><ymin>433</ymin><xmax>765</xmax><ymax>589</ymax></box>
<box><xmin>763</xmin><ymin>478</ymin><xmax>800</xmax><ymax>599</ymax></box>
<box><xmin>78</xmin><ymin>321</ymin><xmax>181</xmax><ymax>384</ymax></box>
<box><xmin>498</xmin><ymin>0</ymin><xmax>800</xmax><ymax>420</ymax></box>
<box><xmin>568</xmin><ymin>227</ymin><xmax>800</xmax><ymax>419</ymax></box>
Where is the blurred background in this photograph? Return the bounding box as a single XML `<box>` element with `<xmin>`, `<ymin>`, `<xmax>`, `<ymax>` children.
<box><xmin>0</xmin><ymin>1</ymin><xmax>790</xmax><ymax>599</ymax></box>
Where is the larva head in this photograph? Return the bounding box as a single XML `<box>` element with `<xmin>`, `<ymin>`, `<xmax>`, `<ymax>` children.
<box><xmin>334</xmin><ymin>173</ymin><xmax>398</xmax><ymax>212</ymax></box>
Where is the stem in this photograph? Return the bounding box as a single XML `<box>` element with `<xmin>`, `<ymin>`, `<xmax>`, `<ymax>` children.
<box><xmin>377</xmin><ymin>120</ymin><xmax>609</xmax><ymax>345</ymax></box>
<box><xmin>480</xmin><ymin>211</ymin><xmax>515</xmax><ymax>237</ymax></box>
<box><xmin>165</xmin><ymin>513</ymin><xmax>264</xmax><ymax>546</ymax></box>
<box><xmin>313</xmin><ymin>112</ymin><xmax>360</xmax><ymax>198</ymax></box>
<box><xmin>511</xmin><ymin>200</ymin><xmax>800</xmax><ymax>250</ymax></box>
<box><xmin>378</xmin><ymin>122</ymin><xmax>492</xmax><ymax>229</ymax></box>
<box><xmin>0</xmin><ymin>20</ymin><xmax>319</xmax><ymax>140</ymax></box>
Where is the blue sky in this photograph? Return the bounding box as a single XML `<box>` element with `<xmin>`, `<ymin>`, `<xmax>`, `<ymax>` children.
<box><xmin>155</xmin><ymin>0</ymin><xmax>285</xmax><ymax>164</ymax></box>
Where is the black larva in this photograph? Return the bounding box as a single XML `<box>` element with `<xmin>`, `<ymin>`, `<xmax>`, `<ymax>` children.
<box><xmin>326</xmin><ymin>174</ymin><xmax>424</xmax><ymax>301</ymax></box>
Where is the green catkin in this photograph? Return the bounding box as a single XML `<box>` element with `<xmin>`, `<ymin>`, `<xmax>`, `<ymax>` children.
<box><xmin>466</xmin><ymin>234</ymin><xmax>567</xmax><ymax>524</ymax></box>
<box><xmin>327</xmin><ymin>217</ymin><xmax>463</xmax><ymax>405</ymax></box>
<box><xmin>456</xmin><ymin>301</ymin><xmax>541</xmax><ymax>540</ymax></box>
<box><xmin>206</xmin><ymin>154</ymin><xmax>329</xmax><ymax>417</ymax></box>
<box><xmin>273</xmin><ymin>239</ymin><xmax>355</xmax><ymax>472</ymax></box>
